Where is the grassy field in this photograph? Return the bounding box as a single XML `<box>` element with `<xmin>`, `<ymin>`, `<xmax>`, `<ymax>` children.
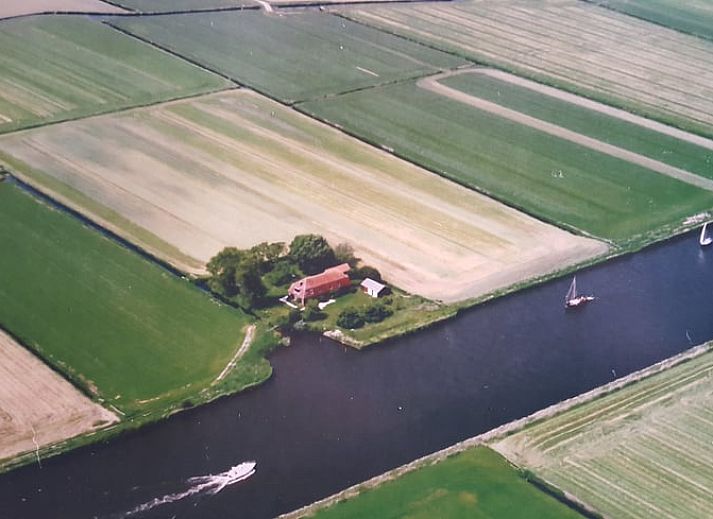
<box><xmin>110</xmin><ymin>0</ymin><xmax>255</xmax><ymax>11</ymax></box>
<box><xmin>440</xmin><ymin>69</ymin><xmax>713</xmax><ymax>181</ymax></box>
<box><xmin>0</xmin><ymin>90</ymin><xmax>605</xmax><ymax>303</ymax></box>
<box><xmin>0</xmin><ymin>180</ymin><xmax>252</xmax><ymax>415</ymax></box>
<box><xmin>493</xmin><ymin>348</ymin><xmax>713</xmax><ymax>519</ymax></box>
<box><xmin>111</xmin><ymin>11</ymin><xmax>466</xmax><ymax>103</ymax></box>
<box><xmin>300</xmin><ymin>80</ymin><xmax>713</xmax><ymax>244</ymax></box>
<box><xmin>340</xmin><ymin>0</ymin><xmax>713</xmax><ymax>138</ymax></box>
<box><xmin>305</xmin><ymin>447</ymin><xmax>583</xmax><ymax>519</ymax></box>
<box><xmin>0</xmin><ymin>16</ymin><xmax>230</xmax><ymax>133</ymax></box>
<box><xmin>596</xmin><ymin>0</ymin><xmax>713</xmax><ymax>41</ymax></box>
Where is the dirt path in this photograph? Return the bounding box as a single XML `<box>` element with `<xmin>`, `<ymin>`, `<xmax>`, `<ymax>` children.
<box><xmin>214</xmin><ymin>324</ymin><xmax>256</xmax><ymax>384</ymax></box>
<box><xmin>418</xmin><ymin>70</ymin><xmax>713</xmax><ymax>193</ymax></box>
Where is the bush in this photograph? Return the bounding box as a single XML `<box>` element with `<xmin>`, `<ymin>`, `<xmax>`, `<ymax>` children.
<box><xmin>350</xmin><ymin>265</ymin><xmax>381</xmax><ymax>282</ymax></box>
<box><xmin>336</xmin><ymin>307</ymin><xmax>365</xmax><ymax>329</ymax></box>
<box><xmin>303</xmin><ymin>299</ymin><xmax>326</xmax><ymax>322</ymax></box>
<box><xmin>363</xmin><ymin>302</ymin><xmax>393</xmax><ymax>323</ymax></box>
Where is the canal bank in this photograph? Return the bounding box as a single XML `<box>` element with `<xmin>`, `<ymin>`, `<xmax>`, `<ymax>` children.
<box><xmin>2</xmin><ymin>228</ymin><xmax>713</xmax><ymax>518</ymax></box>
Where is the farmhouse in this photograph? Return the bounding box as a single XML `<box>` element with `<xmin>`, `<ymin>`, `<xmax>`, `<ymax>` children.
<box><xmin>288</xmin><ymin>263</ymin><xmax>351</xmax><ymax>306</ymax></box>
<box><xmin>361</xmin><ymin>278</ymin><xmax>388</xmax><ymax>298</ymax></box>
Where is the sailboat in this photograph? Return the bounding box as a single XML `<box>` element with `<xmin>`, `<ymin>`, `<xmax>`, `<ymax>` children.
<box><xmin>564</xmin><ymin>276</ymin><xmax>595</xmax><ymax>309</ymax></box>
<box><xmin>700</xmin><ymin>222</ymin><xmax>712</xmax><ymax>246</ymax></box>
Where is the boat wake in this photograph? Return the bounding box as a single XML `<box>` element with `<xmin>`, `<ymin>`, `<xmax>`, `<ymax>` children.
<box><xmin>117</xmin><ymin>461</ymin><xmax>256</xmax><ymax>518</ymax></box>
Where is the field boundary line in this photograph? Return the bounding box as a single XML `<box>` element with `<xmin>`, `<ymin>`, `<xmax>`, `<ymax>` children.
<box><xmin>214</xmin><ymin>324</ymin><xmax>256</xmax><ymax>384</ymax></box>
<box><xmin>418</xmin><ymin>71</ymin><xmax>713</xmax><ymax>193</ymax></box>
<box><xmin>279</xmin><ymin>341</ymin><xmax>712</xmax><ymax>519</ymax></box>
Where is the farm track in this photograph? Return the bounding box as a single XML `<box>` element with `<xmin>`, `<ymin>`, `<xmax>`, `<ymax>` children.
<box><xmin>419</xmin><ymin>70</ymin><xmax>713</xmax><ymax>192</ymax></box>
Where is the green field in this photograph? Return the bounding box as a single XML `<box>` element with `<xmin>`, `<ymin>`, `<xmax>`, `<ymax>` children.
<box><xmin>441</xmin><ymin>71</ymin><xmax>713</xmax><ymax>180</ymax></box>
<box><xmin>308</xmin><ymin>447</ymin><xmax>583</xmax><ymax>519</ymax></box>
<box><xmin>493</xmin><ymin>347</ymin><xmax>713</xmax><ymax>519</ymax></box>
<box><xmin>598</xmin><ymin>0</ymin><xmax>713</xmax><ymax>41</ymax></box>
<box><xmin>112</xmin><ymin>0</ymin><xmax>256</xmax><ymax>11</ymax></box>
<box><xmin>111</xmin><ymin>11</ymin><xmax>466</xmax><ymax>103</ymax></box>
<box><xmin>0</xmin><ymin>16</ymin><xmax>230</xmax><ymax>133</ymax></box>
<box><xmin>300</xmin><ymin>81</ymin><xmax>713</xmax><ymax>244</ymax></box>
<box><xmin>0</xmin><ymin>180</ymin><xmax>252</xmax><ymax>415</ymax></box>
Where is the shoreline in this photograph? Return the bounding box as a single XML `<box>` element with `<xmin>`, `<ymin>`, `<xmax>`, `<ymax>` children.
<box><xmin>280</xmin><ymin>340</ymin><xmax>713</xmax><ymax>518</ymax></box>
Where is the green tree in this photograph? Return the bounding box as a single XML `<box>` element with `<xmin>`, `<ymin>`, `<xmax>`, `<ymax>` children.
<box><xmin>206</xmin><ymin>247</ymin><xmax>243</xmax><ymax>297</ymax></box>
<box><xmin>350</xmin><ymin>265</ymin><xmax>382</xmax><ymax>282</ymax></box>
<box><xmin>289</xmin><ymin>234</ymin><xmax>336</xmax><ymax>275</ymax></box>
<box><xmin>363</xmin><ymin>301</ymin><xmax>392</xmax><ymax>323</ymax></box>
<box><xmin>234</xmin><ymin>259</ymin><xmax>266</xmax><ymax>310</ymax></box>
<box><xmin>334</xmin><ymin>242</ymin><xmax>359</xmax><ymax>268</ymax></box>
<box><xmin>248</xmin><ymin>241</ymin><xmax>286</xmax><ymax>274</ymax></box>
<box><xmin>337</xmin><ymin>307</ymin><xmax>365</xmax><ymax>329</ymax></box>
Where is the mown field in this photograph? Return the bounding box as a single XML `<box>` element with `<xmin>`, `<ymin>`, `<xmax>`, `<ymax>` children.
<box><xmin>0</xmin><ymin>180</ymin><xmax>251</xmax><ymax>415</ymax></box>
<box><xmin>111</xmin><ymin>11</ymin><xmax>466</xmax><ymax>103</ymax></box>
<box><xmin>0</xmin><ymin>328</ymin><xmax>117</xmax><ymax>463</ymax></box>
<box><xmin>300</xmin><ymin>80</ymin><xmax>713</xmax><ymax>244</ymax></box>
<box><xmin>340</xmin><ymin>0</ymin><xmax>713</xmax><ymax>138</ymax></box>
<box><xmin>440</xmin><ymin>69</ymin><xmax>713</xmax><ymax>181</ymax></box>
<box><xmin>0</xmin><ymin>90</ymin><xmax>605</xmax><ymax>303</ymax></box>
<box><xmin>0</xmin><ymin>16</ymin><xmax>230</xmax><ymax>133</ymax></box>
<box><xmin>307</xmin><ymin>447</ymin><xmax>583</xmax><ymax>519</ymax></box>
<box><xmin>493</xmin><ymin>348</ymin><xmax>713</xmax><ymax>519</ymax></box>
<box><xmin>597</xmin><ymin>0</ymin><xmax>713</xmax><ymax>41</ymax></box>
<box><xmin>0</xmin><ymin>0</ymin><xmax>125</xmax><ymax>18</ymax></box>
<box><xmin>111</xmin><ymin>0</ymin><xmax>256</xmax><ymax>11</ymax></box>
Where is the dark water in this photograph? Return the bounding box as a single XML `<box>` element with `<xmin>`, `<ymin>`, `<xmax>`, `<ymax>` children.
<box><xmin>2</xmin><ymin>232</ymin><xmax>713</xmax><ymax>519</ymax></box>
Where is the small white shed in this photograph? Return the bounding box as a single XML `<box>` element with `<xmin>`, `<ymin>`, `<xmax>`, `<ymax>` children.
<box><xmin>360</xmin><ymin>278</ymin><xmax>387</xmax><ymax>298</ymax></box>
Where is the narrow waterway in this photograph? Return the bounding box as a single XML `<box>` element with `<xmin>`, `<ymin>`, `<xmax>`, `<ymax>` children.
<box><xmin>2</xmin><ymin>231</ymin><xmax>713</xmax><ymax>519</ymax></box>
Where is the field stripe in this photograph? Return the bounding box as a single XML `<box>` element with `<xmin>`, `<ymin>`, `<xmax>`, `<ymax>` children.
<box><xmin>418</xmin><ymin>72</ymin><xmax>713</xmax><ymax>192</ymax></box>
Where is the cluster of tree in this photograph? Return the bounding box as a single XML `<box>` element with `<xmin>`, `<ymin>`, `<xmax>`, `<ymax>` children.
<box><xmin>336</xmin><ymin>301</ymin><xmax>393</xmax><ymax>329</ymax></box>
<box><xmin>206</xmin><ymin>234</ymin><xmax>361</xmax><ymax>310</ymax></box>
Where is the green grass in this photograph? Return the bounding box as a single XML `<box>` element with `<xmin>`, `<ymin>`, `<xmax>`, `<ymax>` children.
<box><xmin>0</xmin><ymin>16</ymin><xmax>231</xmax><ymax>134</ymax></box>
<box><xmin>441</xmin><ymin>72</ymin><xmax>713</xmax><ymax>180</ymax></box>
<box><xmin>300</xmin><ymin>81</ymin><xmax>713</xmax><ymax>244</ymax></box>
<box><xmin>598</xmin><ymin>0</ymin><xmax>713</xmax><ymax>40</ymax></box>
<box><xmin>111</xmin><ymin>11</ymin><xmax>466</xmax><ymax>103</ymax></box>
<box><xmin>0</xmin><ymin>180</ymin><xmax>252</xmax><ymax>415</ymax></box>
<box><xmin>493</xmin><ymin>345</ymin><xmax>713</xmax><ymax>519</ymax></box>
<box><xmin>309</xmin><ymin>446</ymin><xmax>583</xmax><ymax>519</ymax></box>
<box><xmin>111</xmin><ymin>0</ymin><xmax>256</xmax><ymax>11</ymax></box>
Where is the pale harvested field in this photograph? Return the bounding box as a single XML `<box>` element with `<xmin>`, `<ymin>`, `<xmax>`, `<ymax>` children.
<box><xmin>0</xmin><ymin>90</ymin><xmax>605</xmax><ymax>303</ymax></box>
<box><xmin>0</xmin><ymin>329</ymin><xmax>117</xmax><ymax>463</ymax></box>
<box><xmin>0</xmin><ymin>0</ymin><xmax>125</xmax><ymax>18</ymax></box>
<box><xmin>493</xmin><ymin>348</ymin><xmax>713</xmax><ymax>519</ymax></box>
<box><xmin>343</xmin><ymin>0</ymin><xmax>713</xmax><ymax>136</ymax></box>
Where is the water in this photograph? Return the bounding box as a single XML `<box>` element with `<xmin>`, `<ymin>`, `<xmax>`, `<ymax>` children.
<box><xmin>2</xmin><ymin>231</ymin><xmax>712</xmax><ymax>519</ymax></box>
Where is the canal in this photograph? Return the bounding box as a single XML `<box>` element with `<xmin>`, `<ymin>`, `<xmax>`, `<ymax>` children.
<box><xmin>2</xmin><ymin>231</ymin><xmax>712</xmax><ymax>519</ymax></box>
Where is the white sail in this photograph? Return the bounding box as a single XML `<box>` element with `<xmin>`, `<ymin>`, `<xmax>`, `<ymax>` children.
<box><xmin>700</xmin><ymin>223</ymin><xmax>712</xmax><ymax>246</ymax></box>
<box><xmin>565</xmin><ymin>276</ymin><xmax>577</xmax><ymax>302</ymax></box>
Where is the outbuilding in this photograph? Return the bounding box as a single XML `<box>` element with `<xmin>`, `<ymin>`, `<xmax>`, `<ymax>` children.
<box><xmin>360</xmin><ymin>278</ymin><xmax>388</xmax><ymax>298</ymax></box>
